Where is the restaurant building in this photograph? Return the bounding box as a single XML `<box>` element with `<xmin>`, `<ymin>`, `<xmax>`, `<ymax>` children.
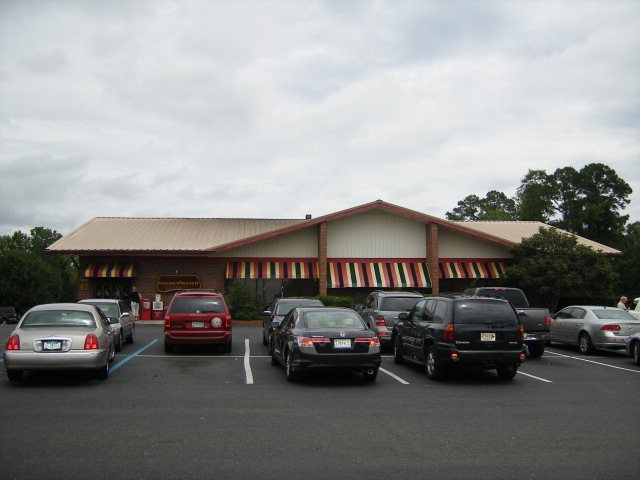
<box><xmin>47</xmin><ymin>200</ymin><xmax>620</xmax><ymax>318</ymax></box>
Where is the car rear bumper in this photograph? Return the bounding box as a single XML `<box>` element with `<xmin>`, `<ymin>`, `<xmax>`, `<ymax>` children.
<box><xmin>291</xmin><ymin>350</ymin><xmax>382</xmax><ymax>371</ymax></box>
<box><xmin>3</xmin><ymin>349</ymin><xmax>109</xmax><ymax>370</ymax></box>
<box><xmin>440</xmin><ymin>348</ymin><xmax>524</xmax><ymax>367</ymax></box>
<box><xmin>164</xmin><ymin>330</ymin><xmax>231</xmax><ymax>345</ymax></box>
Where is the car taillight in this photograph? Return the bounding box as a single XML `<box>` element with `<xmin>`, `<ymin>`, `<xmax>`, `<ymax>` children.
<box><xmin>601</xmin><ymin>324</ymin><xmax>621</xmax><ymax>331</ymax></box>
<box><xmin>443</xmin><ymin>324</ymin><xmax>454</xmax><ymax>341</ymax></box>
<box><xmin>545</xmin><ymin>316</ymin><xmax>552</xmax><ymax>327</ymax></box>
<box><xmin>84</xmin><ymin>334</ymin><xmax>99</xmax><ymax>350</ymax></box>
<box><xmin>519</xmin><ymin>325</ymin><xmax>525</xmax><ymax>342</ymax></box>
<box><xmin>374</xmin><ymin>315</ymin><xmax>386</xmax><ymax>327</ymax></box>
<box><xmin>355</xmin><ymin>337</ymin><xmax>380</xmax><ymax>347</ymax></box>
<box><xmin>164</xmin><ymin>317</ymin><xmax>171</xmax><ymax>329</ymax></box>
<box><xmin>6</xmin><ymin>334</ymin><xmax>20</xmax><ymax>350</ymax></box>
<box><xmin>298</xmin><ymin>336</ymin><xmax>330</xmax><ymax>348</ymax></box>
<box><xmin>224</xmin><ymin>314</ymin><xmax>232</xmax><ymax>329</ymax></box>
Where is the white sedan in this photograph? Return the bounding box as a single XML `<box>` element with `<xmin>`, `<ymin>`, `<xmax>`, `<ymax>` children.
<box><xmin>3</xmin><ymin>303</ymin><xmax>116</xmax><ymax>381</ymax></box>
<box><xmin>551</xmin><ymin>305</ymin><xmax>640</xmax><ymax>354</ymax></box>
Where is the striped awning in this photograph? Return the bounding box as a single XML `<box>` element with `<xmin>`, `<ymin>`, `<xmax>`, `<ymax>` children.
<box><xmin>439</xmin><ymin>261</ymin><xmax>512</xmax><ymax>279</ymax></box>
<box><xmin>226</xmin><ymin>261</ymin><xmax>319</xmax><ymax>279</ymax></box>
<box><xmin>84</xmin><ymin>262</ymin><xmax>136</xmax><ymax>278</ymax></box>
<box><xmin>327</xmin><ymin>262</ymin><xmax>431</xmax><ymax>288</ymax></box>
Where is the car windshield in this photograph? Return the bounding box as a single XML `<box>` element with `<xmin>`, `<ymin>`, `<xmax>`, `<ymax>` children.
<box><xmin>21</xmin><ymin>310</ymin><xmax>96</xmax><ymax>328</ymax></box>
<box><xmin>170</xmin><ymin>297</ymin><xmax>225</xmax><ymax>314</ymax></box>
<box><xmin>302</xmin><ymin>311</ymin><xmax>366</xmax><ymax>330</ymax></box>
<box><xmin>275</xmin><ymin>300</ymin><xmax>321</xmax><ymax>315</ymax></box>
<box><xmin>453</xmin><ymin>300</ymin><xmax>517</xmax><ymax>325</ymax></box>
<box><xmin>592</xmin><ymin>309</ymin><xmax>638</xmax><ymax>320</ymax></box>
<box><xmin>379</xmin><ymin>297</ymin><xmax>421</xmax><ymax>311</ymax></box>
<box><xmin>89</xmin><ymin>303</ymin><xmax>118</xmax><ymax>317</ymax></box>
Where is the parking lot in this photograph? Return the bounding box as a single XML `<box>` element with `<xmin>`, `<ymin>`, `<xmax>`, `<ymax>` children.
<box><xmin>1</xmin><ymin>321</ymin><xmax>639</xmax><ymax>480</ymax></box>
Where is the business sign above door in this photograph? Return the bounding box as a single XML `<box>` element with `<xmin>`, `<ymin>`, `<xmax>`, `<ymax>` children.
<box><xmin>157</xmin><ymin>275</ymin><xmax>201</xmax><ymax>292</ymax></box>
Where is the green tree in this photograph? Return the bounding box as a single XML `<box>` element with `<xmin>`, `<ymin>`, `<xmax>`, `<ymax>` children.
<box><xmin>225</xmin><ymin>280</ymin><xmax>264</xmax><ymax>320</ymax></box>
<box><xmin>505</xmin><ymin>227</ymin><xmax>617</xmax><ymax>312</ymax></box>
<box><xmin>0</xmin><ymin>228</ymin><xmax>77</xmax><ymax>314</ymax></box>
<box><xmin>446</xmin><ymin>190</ymin><xmax>518</xmax><ymax>221</ymax></box>
<box><xmin>613</xmin><ymin>221</ymin><xmax>640</xmax><ymax>300</ymax></box>
<box><xmin>515</xmin><ymin>169</ymin><xmax>556</xmax><ymax>222</ymax></box>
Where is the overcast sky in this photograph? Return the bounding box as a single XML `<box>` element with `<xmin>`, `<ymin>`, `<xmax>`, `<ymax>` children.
<box><xmin>1</xmin><ymin>0</ymin><xmax>638</xmax><ymax>239</ymax></box>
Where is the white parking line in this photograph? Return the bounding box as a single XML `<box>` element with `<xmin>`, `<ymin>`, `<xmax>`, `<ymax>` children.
<box><xmin>244</xmin><ymin>339</ymin><xmax>254</xmax><ymax>385</ymax></box>
<box><xmin>380</xmin><ymin>367</ymin><xmax>410</xmax><ymax>384</ymax></box>
<box><xmin>517</xmin><ymin>370</ymin><xmax>552</xmax><ymax>383</ymax></box>
<box><xmin>546</xmin><ymin>350</ymin><xmax>640</xmax><ymax>374</ymax></box>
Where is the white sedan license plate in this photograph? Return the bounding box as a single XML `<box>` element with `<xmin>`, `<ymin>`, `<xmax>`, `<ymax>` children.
<box><xmin>44</xmin><ymin>341</ymin><xmax>62</xmax><ymax>351</ymax></box>
<box><xmin>481</xmin><ymin>332</ymin><xmax>496</xmax><ymax>342</ymax></box>
<box><xmin>333</xmin><ymin>339</ymin><xmax>351</xmax><ymax>349</ymax></box>
<box><xmin>191</xmin><ymin>322</ymin><xmax>204</xmax><ymax>328</ymax></box>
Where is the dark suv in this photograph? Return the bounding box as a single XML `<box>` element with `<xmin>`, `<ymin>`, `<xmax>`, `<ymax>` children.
<box><xmin>392</xmin><ymin>295</ymin><xmax>525</xmax><ymax>380</ymax></box>
<box><xmin>356</xmin><ymin>290</ymin><xmax>423</xmax><ymax>348</ymax></box>
<box><xmin>164</xmin><ymin>290</ymin><xmax>232</xmax><ymax>353</ymax></box>
<box><xmin>0</xmin><ymin>306</ymin><xmax>18</xmax><ymax>324</ymax></box>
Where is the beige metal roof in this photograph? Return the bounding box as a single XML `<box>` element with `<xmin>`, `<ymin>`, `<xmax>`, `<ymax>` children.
<box><xmin>452</xmin><ymin>221</ymin><xmax>622</xmax><ymax>255</ymax></box>
<box><xmin>47</xmin><ymin>217</ymin><xmax>308</xmax><ymax>252</ymax></box>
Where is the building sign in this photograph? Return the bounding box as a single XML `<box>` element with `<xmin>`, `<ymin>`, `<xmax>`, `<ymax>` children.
<box><xmin>157</xmin><ymin>275</ymin><xmax>201</xmax><ymax>292</ymax></box>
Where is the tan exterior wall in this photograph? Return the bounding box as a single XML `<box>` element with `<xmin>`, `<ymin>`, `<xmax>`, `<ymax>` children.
<box><xmin>327</xmin><ymin>210</ymin><xmax>426</xmax><ymax>258</ymax></box>
<box><xmin>214</xmin><ymin>227</ymin><xmax>318</xmax><ymax>258</ymax></box>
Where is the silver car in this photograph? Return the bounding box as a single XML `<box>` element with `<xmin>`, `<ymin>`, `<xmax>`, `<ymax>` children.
<box><xmin>626</xmin><ymin>331</ymin><xmax>640</xmax><ymax>366</ymax></box>
<box><xmin>551</xmin><ymin>305</ymin><xmax>640</xmax><ymax>354</ymax></box>
<box><xmin>78</xmin><ymin>299</ymin><xmax>135</xmax><ymax>352</ymax></box>
<box><xmin>3</xmin><ymin>303</ymin><xmax>115</xmax><ymax>381</ymax></box>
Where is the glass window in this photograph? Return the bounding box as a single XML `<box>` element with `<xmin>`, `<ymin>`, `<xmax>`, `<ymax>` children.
<box><xmin>380</xmin><ymin>296</ymin><xmax>421</xmax><ymax>312</ymax></box>
<box><xmin>453</xmin><ymin>300</ymin><xmax>517</xmax><ymax>325</ymax></box>
<box><xmin>410</xmin><ymin>299</ymin><xmax>427</xmax><ymax>322</ymax></box>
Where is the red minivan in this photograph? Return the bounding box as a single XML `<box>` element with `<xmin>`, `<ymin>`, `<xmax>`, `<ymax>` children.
<box><xmin>163</xmin><ymin>290</ymin><xmax>232</xmax><ymax>353</ymax></box>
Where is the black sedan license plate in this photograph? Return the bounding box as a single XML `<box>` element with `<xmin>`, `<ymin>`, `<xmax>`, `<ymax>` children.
<box><xmin>480</xmin><ymin>332</ymin><xmax>496</xmax><ymax>342</ymax></box>
<box><xmin>333</xmin><ymin>339</ymin><xmax>351</xmax><ymax>349</ymax></box>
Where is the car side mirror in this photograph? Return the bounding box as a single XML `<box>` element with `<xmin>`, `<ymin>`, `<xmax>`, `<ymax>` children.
<box><xmin>355</xmin><ymin>305</ymin><xmax>363</xmax><ymax>311</ymax></box>
<box><xmin>122</xmin><ymin>312</ymin><xmax>130</xmax><ymax>318</ymax></box>
<box><xmin>270</xmin><ymin>320</ymin><xmax>281</xmax><ymax>329</ymax></box>
<box><xmin>262</xmin><ymin>310</ymin><xmax>272</xmax><ymax>316</ymax></box>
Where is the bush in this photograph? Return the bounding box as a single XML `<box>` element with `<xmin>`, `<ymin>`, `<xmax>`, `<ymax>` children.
<box><xmin>316</xmin><ymin>295</ymin><xmax>355</xmax><ymax>309</ymax></box>
<box><xmin>225</xmin><ymin>281</ymin><xmax>264</xmax><ymax>320</ymax></box>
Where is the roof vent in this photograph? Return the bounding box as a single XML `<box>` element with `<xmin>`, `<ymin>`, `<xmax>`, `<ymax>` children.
<box><xmin>305</xmin><ymin>214</ymin><xmax>312</xmax><ymax>219</ymax></box>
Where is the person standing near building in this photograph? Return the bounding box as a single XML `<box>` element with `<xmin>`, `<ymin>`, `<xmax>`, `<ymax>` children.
<box><xmin>617</xmin><ymin>296</ymin><xmax>628</xmax><ymax>310</ymax></box>
<box><xmin>131</xmin><ymin>286</ymin><xmax>141</xmax><ymax>320</ymax></box>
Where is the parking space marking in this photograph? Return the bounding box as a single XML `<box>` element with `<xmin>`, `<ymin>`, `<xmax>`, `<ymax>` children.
<box><xmin>244</xmin><ymin>339</ymin><xmax>254</xmax><ymax>385</ymax></box>
<box><xmin>110</xmin><ymin>339</ymin><xmax>158</xmax><ymax>373</ymax></box>
<box><xmin>546</xmin><ymin>350</ymin><xmax>640</xmax><ymax>374</ymax></box>
<box><xmin>380</xmin><ymin>367</ymin><xmax>410</xmax><ymax>384</ymax></box>
<box><xmin>517</xmin><ymin>370</ymin><xmax>552</xmax><ymax>383</ymax></box>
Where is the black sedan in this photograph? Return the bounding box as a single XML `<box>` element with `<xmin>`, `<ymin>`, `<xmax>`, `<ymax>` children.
<box><xmin>270</xmin><ymin>306</ymin><xmax>381</xmax><ymax>382</ymax></box>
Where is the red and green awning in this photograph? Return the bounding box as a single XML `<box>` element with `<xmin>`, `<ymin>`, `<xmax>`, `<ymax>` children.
<box><xmin>226</xmin><ymin>261</ymin><xmax>319</xmax><ymax>279</ymax></box>
<box><xmin>327</xmin><ymin>262</ymin><xmax>431</xmax><ymax>288</ymax></box>
<box><xmin>438</xmin><ymin>261</ymin><xmax>512</xmax><ymax>279</ymax></box>
<box><xmin>84</xmin><ymin>262</ymin><xmax>136</xmax><ymax>278</ymax></box>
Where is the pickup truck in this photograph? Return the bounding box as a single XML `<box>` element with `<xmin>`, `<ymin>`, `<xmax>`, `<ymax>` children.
<box><xmin>463</xmin><ymin>287</ymin><xmax>551</xmax><ymax>357</ymax></box>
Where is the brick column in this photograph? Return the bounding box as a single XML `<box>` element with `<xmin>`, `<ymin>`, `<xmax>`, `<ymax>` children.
<box><xmin>318</xmin><ymin>222</ymin><xmax>328</xmax><ymax>295</ymax></box>
<box><xmin>426</xmin><ymin>223</ymin><xmax>439</xmax><ymax>294</ymax></box>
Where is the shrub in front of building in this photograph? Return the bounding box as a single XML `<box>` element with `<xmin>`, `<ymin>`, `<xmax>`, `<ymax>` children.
<box><xmin>316</xmin><ymin>295</ymin><xmax>354</xmax><ymax>309</ymax></box>
<box><xmin>225</xmin><ymin>281</ymin><xmax>264</xmax><ymax>320</ymax></box>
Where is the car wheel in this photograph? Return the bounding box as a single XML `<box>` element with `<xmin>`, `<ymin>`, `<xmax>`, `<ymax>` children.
<box><xmin>115</xmin><ymin>333</ymin><xmax>123</xmax><ymax>352</ymax></box>
<box><xmin>496</xmin><ymin>364</ymin><xmax>518</xmax><ymax>380</ymax></box>
<box><xmin>578</xmin><ymin>332</ymin><xmax>595</xmax><ymax>355</ymax></box>
<box><xmin>270</xmin><ymin>339</ymin><xmax>279</xmax><ymax>365</ymax></box>
<box><xmin>633</xmin><ymin>342</ymin><xmax>640</xmax><ymax>366</ymax></box>
<box><xmin>127</xmin><ymin>326</ymin><xmax>135</xmax><ymax>344</ymax></box>
<box><xmin>108</xmin><ymin>344</ymin><xmax>115</xmax><ymax>362</ymax></box>
<box><xmin>7</xmin><ymin>369</ymin><xmax>23</xmax><ymax>381</ymax></box>
<box><xmin>362</xmin><ymin>367</ymin><xmax>378</xmax><ymax>382</ymax></box>
<box><xmin>285</xmin><ymin>350</ymin><xmax>298</xmax><ymax>382</ymax></box>
<box><xmin>393</xmin><ymin>335</ymin><xmax>405</xmax><ymax>365</ymax></box>
<box><xmin>164</xmin><ymin>339</ymin><xmax>173</xmax><ymax>354</ymax></box>
<box><xmin>263</xmin><ymin>330</ymin><xmax>268</xmax><ymax>346</ymax></box>
<box><xmin>96</xmin><ymin>360</ymin><xmax>109</xmax><ymax>380</ymax></box>
<box><xmin>425</xmin><ymin>346</ymin><xmax>445</xmax><ymax>380</ymax></box>
<box><xmin>527</xmin><ymin>342</ymin><xmax>545</xmax><ymax>358</ymax></box>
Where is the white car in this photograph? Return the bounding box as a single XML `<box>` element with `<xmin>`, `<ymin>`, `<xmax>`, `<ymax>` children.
<box><xmin>551</xmin><ymin>305</ymin><xmax>640</xmax><ymax>354</ymax></box>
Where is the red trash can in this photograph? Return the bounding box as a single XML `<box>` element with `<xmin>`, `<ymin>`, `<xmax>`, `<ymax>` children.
<box><xmin>140</xmin><ymin>298</ymin><xmax>151</xmax><ymax>320</ymax></box>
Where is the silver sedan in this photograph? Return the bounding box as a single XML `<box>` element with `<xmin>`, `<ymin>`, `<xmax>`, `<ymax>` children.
<box><xmin>551</xmin><ymin>305</ymin><xmax>640</xmax><ymax>354</ymax></box>
<box><xmin>3</xmin><ymin>303</ymin><xmax>115</xmax><ymax>381</ymax></box>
